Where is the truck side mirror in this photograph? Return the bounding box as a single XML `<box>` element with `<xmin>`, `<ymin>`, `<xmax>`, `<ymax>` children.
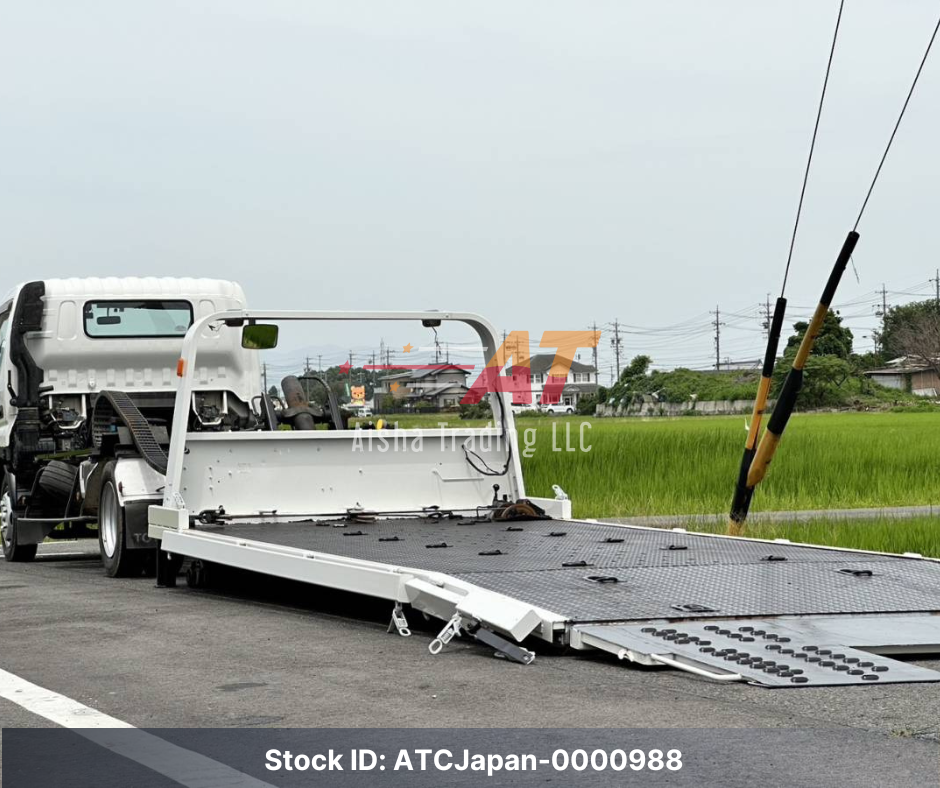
<box><xmin>241</xmin><ymin>323</ymin><xmax>279</xmax><ymax>349</ymax></box>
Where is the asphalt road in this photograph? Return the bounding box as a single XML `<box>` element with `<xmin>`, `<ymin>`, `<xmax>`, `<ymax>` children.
<box><xmin>1</xmin><ymin>541</ymin><xmax>938</xmax><ymax>784</ymax></box>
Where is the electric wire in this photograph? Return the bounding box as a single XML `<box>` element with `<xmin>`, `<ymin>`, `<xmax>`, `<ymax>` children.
<box><xmin>780</xmin><ymin>0</ymin><xmax>846</xmax><ymax>297</ymax></box>
<box><xmin>854</xmin><ymin>10</ymin><xmax>940</xmax><ymax>230</ymax></box>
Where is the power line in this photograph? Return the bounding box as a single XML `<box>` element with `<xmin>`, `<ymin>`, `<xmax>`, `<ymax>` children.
<box><xmin>781</xmin><ymin>0</ymin><xmax>845</xmax><ymax>296</ymax></box>
<box><xmin>854</xmin><ymin>9</ymin><xmax>940</xmax><ymax>230</ymax></box>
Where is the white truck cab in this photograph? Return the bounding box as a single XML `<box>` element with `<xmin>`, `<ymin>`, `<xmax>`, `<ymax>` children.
<box><xmin>0</xmin><ymin>278</ymin><xmax>254</xmax><ymax>574</ymax></box>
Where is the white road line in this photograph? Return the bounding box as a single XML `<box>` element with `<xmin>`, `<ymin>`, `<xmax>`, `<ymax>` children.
<box><xmin>0</xmin><ymin>668</ymin><xmax>277</xmax><ymax>788</ymax></box>
<box><xmin>0</xmin><ymin>667</ymin><xmax>131</xmax><ymax>728</ymax></box>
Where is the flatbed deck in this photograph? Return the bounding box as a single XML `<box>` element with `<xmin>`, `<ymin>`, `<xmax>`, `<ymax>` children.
<box><xmin>199</xmin><ymin>516</ymin><xmax>940</xmax><ymax>624</ymax></box>
<box><xmin>148</xmin><ymin>308</ymin><xmax>940</xmax><ymax>688</ymax></box>
<box><xmin>165</xmin><ymin>515</ymin><xmax>940</xmax><ymax>687</ymax></box>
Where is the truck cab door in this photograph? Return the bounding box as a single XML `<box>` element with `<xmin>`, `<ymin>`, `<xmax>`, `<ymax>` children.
<box><xmin>0</xmin><ymin>300</ymin><xmax>14</xmax><ymax>448</ymax></box>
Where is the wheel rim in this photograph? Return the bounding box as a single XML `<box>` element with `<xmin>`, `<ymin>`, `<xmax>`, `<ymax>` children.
<box><xmin>100</xmin><ymin>483</ymin><xmax>119</xmax><ymax>558</ymax></box>
<box><xmin>0</xmin><ymin>488</ymin><xmax>13</xmax><ymax>550</ymax></box>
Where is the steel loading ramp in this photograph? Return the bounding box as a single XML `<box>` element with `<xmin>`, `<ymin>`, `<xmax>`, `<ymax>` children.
<box><xmin>183</xmin><ymin>516</ymin><xmax>940</xmax><ymax>687</ymax></box>
<box><xmin>573</xmin><ymin>620</ymin><xmax>940</xmax><ymax>687</ymax></box>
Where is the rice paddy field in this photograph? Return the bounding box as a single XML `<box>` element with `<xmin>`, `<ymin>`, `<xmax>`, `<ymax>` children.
<box><xmin>376</xmin><ymin>410</ymin><xmax>940</xmax><ymax>556</ymax></box>
<box><xmin>519</xmin><ymin>411</ymin><xmax>940</xmax><ymax>517</ymax></box>
<box><xmin>667</xmin><ymin>515</ymin><xmax>940</xmax><ymax>559</ymax></box>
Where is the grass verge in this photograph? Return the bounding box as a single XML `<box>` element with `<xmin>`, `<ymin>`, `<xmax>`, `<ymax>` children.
<box><xmin>652</xmin><ymin>516</ymin><xmax>940</xmax><ymax>558</ymax></box>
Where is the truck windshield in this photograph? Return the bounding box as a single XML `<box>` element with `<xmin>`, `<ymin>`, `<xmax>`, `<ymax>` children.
<box><xmin>83</xmin><ymin>300</ymin><xmax>194</xmax><ymax>338</ymax></box>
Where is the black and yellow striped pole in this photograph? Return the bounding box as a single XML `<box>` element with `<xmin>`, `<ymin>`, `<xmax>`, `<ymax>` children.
<box><xmin>728</xmin><ymin>230</ymin><xmax>859</xmax><ymax>535</ymax></box>
<box><xmin>728</xmin><ymin>296</ymin><xmax>787</xmax><ymax>535</ymax></box>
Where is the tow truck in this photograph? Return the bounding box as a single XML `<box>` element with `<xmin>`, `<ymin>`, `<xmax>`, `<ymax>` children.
<box><xmin>0</xmin><ymin>278</ymin><xmax>254</xmax><ymax>575</ymax></box>
<box><xmin>4</xmin><ymin>283</ymin><xmax>940</xmax><ymax>687</ymax></box>
<box><xmin>142</xmin><ymin>308</ymin><xmax>940</xmax><ymax>688</ymax></box>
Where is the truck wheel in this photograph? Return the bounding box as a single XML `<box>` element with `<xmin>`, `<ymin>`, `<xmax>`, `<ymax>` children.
<box><xmin>98</xmin><ymin>464</ymin><xmax>143</xmax><ymax>578</ymax></box>
<box><xmin>1</xmin><ymin>475</ymin><xmax>38</xmax><ymax>562</ymax></box>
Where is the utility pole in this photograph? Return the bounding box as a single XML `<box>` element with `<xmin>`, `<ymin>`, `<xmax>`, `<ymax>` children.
<box><xmin>317</xmin><ymin>354</ymin><xmax>322</xmax><ymax>374</ymax></box>
<box><xmin>873</xmin><ymin>285</ymin><xmax>891</xmax><ymax>354</ymax></box>
<box><xmin>610</xmin><ymin>319</ymin><xmax>622</xmax><ymax>380</ymax></box>
<box><xmin>931</xmin><ymin>270</ymin><xmax>940</xmax><ymax>309</ymax></box>
<box><xmin>591</xmin><ymin>321</ymin><xmax>599</xmax><ymax>379</ymax></box>
<box><xmin>711</xmin><ymin>306</ymin><xmax>723</xmax><ymax>370</ymax></box>
<box><xmin>262</xmin><ymin>362</ymin><xmax>268</xmax><ymax>393</ymax></box>
<box><xmin>304</xmin><ymin>356</ymin><xmax>311</xmax><ymax>400</ymax></box>
<box><xmin>761</xmin><ymin>294</ymin><xmax>772</xmax><ymax>337</ymax></box>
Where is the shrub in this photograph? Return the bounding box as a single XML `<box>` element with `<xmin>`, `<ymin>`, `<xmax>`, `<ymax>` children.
<box><xmin>459</xmin><ymin>401</ymin><xmax>492</xmax><ymax>420</ymax></box>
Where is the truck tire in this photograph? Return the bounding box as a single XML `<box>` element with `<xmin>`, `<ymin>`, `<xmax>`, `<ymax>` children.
<box><xmin>1</xmin><ymin>475</ymin><xmax>38</xmax><ymax>562</ymax></box>
<box><xmin>38</xmin><ymin>460</ymin><xmax>78</xmax><ymax>500</ymax></box>
<box><xmin>98</xmin><ymin>463</ymin><xmax>143</xmax><ymax>578</ymax></box>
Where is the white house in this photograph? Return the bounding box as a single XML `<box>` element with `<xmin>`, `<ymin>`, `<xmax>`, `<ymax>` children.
<box><xmin>510</xmin><ymin>354</ymin><xmax>599</xmax><ymax>411</ymax></box>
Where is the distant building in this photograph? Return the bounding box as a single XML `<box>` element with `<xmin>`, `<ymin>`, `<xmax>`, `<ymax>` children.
<box><xmin>377</xmin><ymin>364</ymin><xmax>470</xmax><ymax>408</ymax></box>
<box><xmin>864</xmin><ymin>357</ymin><xmax>940</xmax><ymax>398</ymax></box>
<box><xmin>511</xmin><ymin>354</ymin><xmax>599</xmax><ymax>411</ymax></box>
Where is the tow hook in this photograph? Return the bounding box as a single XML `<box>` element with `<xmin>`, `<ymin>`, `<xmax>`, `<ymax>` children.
<box><xmin>428</xmin><ymin>614</ymin><xmax>463</xmax><ymax>655</ymax></box>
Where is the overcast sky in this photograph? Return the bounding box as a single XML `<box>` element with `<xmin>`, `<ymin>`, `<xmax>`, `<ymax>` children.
<box><xmin>2</xmin><ymin>1</ymin><xmax>939</xmax><ymax>381</ymax></box>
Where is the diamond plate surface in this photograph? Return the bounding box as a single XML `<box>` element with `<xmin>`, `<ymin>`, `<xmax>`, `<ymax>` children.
<box><xmin>215</xmin><ymin>517</ymin><xmax>898</xmax><ymax>571</ymax></box>
<box><xmin>575</xmin><ymin>621</ymin><xmax>940</xmax><ymax>687</ymax></box>
<box><xmin>213</xmin><ymin>517</ymin><xmax>940</xmax><ymax>622</ymax></box>
<box><xmin>454</xmin><ymin>561</ymin><xmax>940</xmax><ymax>622</ymax></box>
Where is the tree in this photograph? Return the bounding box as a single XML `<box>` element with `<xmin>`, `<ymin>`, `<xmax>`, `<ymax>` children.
<box><xmin>784</xmin><ymin>309</ymin><xmax>853</xmax><ymax>360</ymax></box>
<box><xmin>772</xmin><ymin>311</ymin><xmax>855</xmax><ymax>408</ymax></box>
<box><xmin>608</xmin><ymin>355</ymin><xmax>652</xmax><ymax>405</ymax></box>
<box><xmin>875</xmin><ymin>299</ymin><xmax>940</xmax><ymax>361</ymax></box>
<box><xmin>620</xmin><ymin>355</ymin><xmax>652</xmax><ymax>383</ymax></box>
<box><xmin>772</xmin><ymin>352</ymin><xmax>853</xmax><ymax>408</ymax></box>
<box><xmin>888</xmin><ymin>310</ymin><xmax>940</xmax><ymax>377</ymax></box>
<box><xmin>576</xmin><ymin>391</ymin><xmax>599</xmax><ymax>415</ymax></box>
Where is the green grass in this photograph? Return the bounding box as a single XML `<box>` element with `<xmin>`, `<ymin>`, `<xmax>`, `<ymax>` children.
<box><xmin>520</xmin><ymin>411</ymin><xmax>940</xmax><ymax>518</ymax></box>
<box><xmin>368</xmin><ymin>410</ymin><xmax>940</xmax><ymax>517</ymax></box>
<box><xmin>658</xmin><ymin>516</ymin><xmax>940</xmax><ymax>557</ymax></box>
